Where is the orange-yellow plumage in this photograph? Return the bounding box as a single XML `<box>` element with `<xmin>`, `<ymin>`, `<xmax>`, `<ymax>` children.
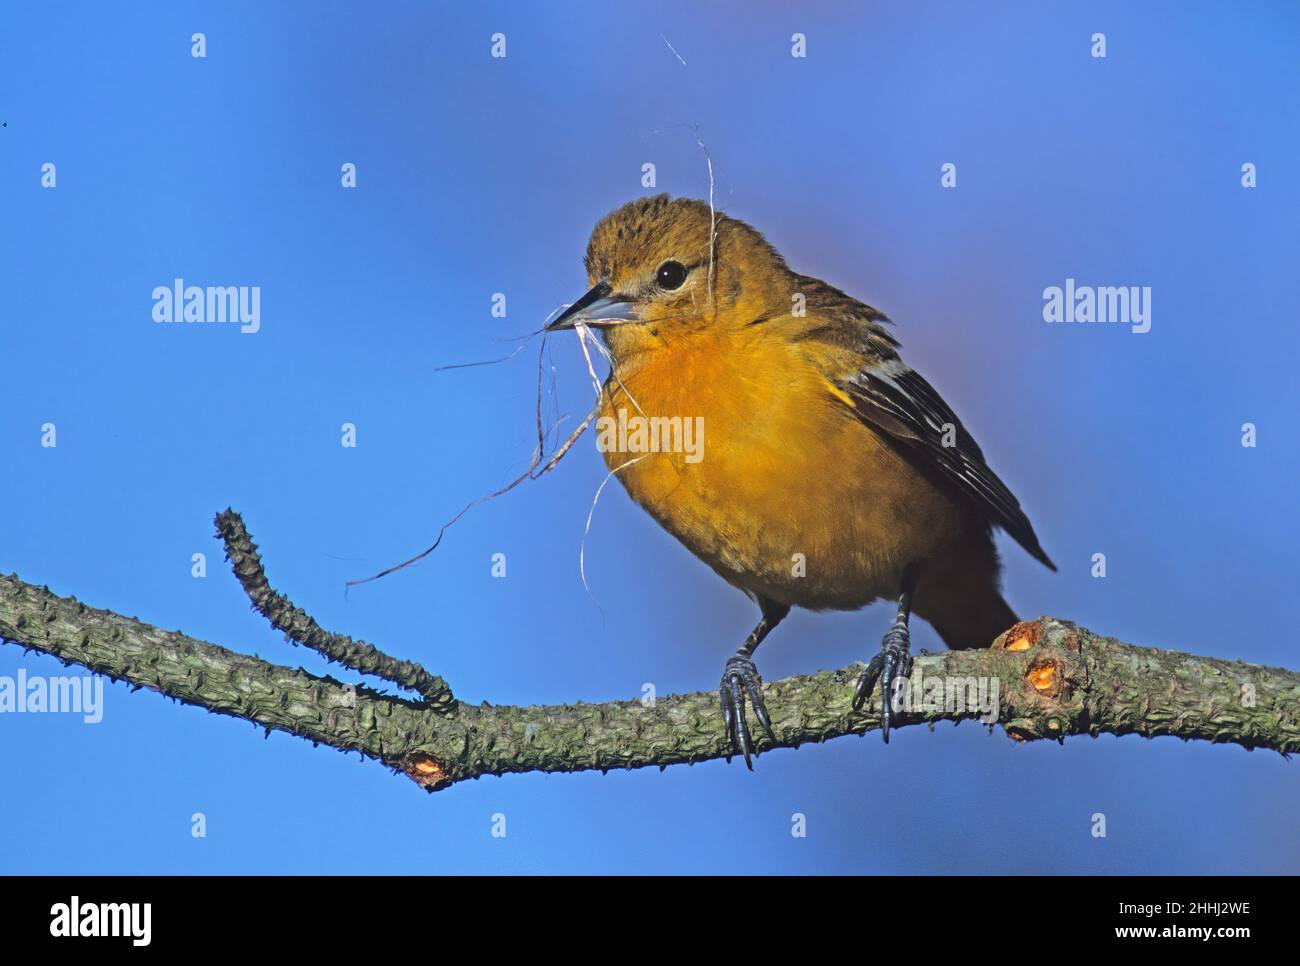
<box><xmin>600</xmin><ymin>324</ymin><xmax>969</xmax><ymax>614</ymax></box>
<box><xmin>549</xmin><ymin>194</ymin><xmax>1054</xmax><ymax>760</ymax></box>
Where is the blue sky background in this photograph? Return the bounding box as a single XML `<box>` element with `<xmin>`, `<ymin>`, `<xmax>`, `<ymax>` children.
<box><xmin>2</xmin><ymin>1</ymin><xmax>1297</xmax><ymax>873</ymax></box>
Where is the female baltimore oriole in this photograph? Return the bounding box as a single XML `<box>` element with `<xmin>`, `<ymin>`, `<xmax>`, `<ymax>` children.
<box><xmin>546</xmin><ymin>195</ymin><xmax>1055</xmax><ymax>767</ymax></box>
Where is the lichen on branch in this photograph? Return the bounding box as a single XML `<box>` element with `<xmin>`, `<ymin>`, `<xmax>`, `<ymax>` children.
<box><xmin>1</xmin><ymin>513</ymin><xmax>1296</xmax><ymax>793</ymax></box>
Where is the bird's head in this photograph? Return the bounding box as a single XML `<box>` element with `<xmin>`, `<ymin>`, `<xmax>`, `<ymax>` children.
<box><xmin>545</xmin><ymin>195</ymin><xmax>792</xmax><ymax>362</ymax></box>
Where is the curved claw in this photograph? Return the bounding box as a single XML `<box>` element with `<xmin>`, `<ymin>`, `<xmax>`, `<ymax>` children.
<box><xmin>852</xmin><ymin>653</ymin><xmax>884</xmax><ymax>711</ymax></box>
<box><xmin>720</xmin><ymin>654</ymin><xmax>772</xmax><ymax>769</ymax></box>
<box><xmin>852</xmin><ymin>628</ymin><xmax>913</xmax><ymax>743</ymax></box>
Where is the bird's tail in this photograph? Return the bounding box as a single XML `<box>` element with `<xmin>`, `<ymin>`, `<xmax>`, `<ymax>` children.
<box><xmin>912</xmin><ymin>530</ymin><xmax>1019</xmax><ymax>650</ymax></box>
<box><xmin>919</xmin><ymin>588</ymin><xmax>1017</xmax><ymax>650</ymax></box>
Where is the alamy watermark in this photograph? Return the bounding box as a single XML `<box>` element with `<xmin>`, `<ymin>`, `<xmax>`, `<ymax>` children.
<box><xmin>50</xmin><ymin>897</ymin><xmax>151</xmax><ymax>946</ymax></box>
<box><xmin>152</xmin><ymin>278</ymin><xmax>260</xmax><ymax>333</ymax></box>
<box><xmin>888</xmin><ymin>667</ymin><xmax>1001</xmax><ymax>725</ymax></box>
<box><xmin>595</xmin><ymin>408</ymin><xmax>704</xmax><ymax>463</ymax></box>
<box><xmin>0</xmin><ymin>670</ymin><xmax>104</xmax><ymax>723</ymax></box>
<box><xmin>1043</xmin><ymin>278</ymin><xmax>1151</xmax><ymax>334</ymax></box>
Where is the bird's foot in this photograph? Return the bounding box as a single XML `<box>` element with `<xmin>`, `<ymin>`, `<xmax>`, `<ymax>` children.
<box><xmin>720</xmin><ymin>652</ymin><xmax>774</xmax><ymax>769</ymax></box>
<box><xmin>852</xmin><ymin>623</ymin><xmax>914</xmax><ymax>743</ymax></box>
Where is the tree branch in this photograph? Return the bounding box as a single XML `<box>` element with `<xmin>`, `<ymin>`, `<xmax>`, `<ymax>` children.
<box><xmin>213</xmin><ymin>509</ymin><xmax>454</xmax><ymax>711</ymax></box>
<box><xmin>1</xmin><ymin>513</ymin><xmax>1296</xmax><ymax>792</ymax></box>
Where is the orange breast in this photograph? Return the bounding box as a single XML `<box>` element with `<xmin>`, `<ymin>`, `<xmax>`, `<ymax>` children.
<box><xmin>598</xmin><ymin>327</ymin><xmax>964</xmax><ymax>610</ymax></box>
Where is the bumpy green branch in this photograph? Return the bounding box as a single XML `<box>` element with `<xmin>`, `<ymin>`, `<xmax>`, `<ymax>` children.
<box><xmin>1</xmin><ymin>538</ymin><xmax>1296</xmax><ymax>792</ymax></box>
<box><xmin>214</xmin><ymin>509</ymin><xmax>454</xmax><ymax>711</ymax></box>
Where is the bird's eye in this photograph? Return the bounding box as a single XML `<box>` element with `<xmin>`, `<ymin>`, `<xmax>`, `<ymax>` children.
<box><xmin>655</xmin><ymin>260</ymin><xmax>688</xmax><ymax>290</ymax></box>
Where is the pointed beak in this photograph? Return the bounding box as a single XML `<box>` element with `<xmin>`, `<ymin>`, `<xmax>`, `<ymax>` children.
<box><xmin>545</xmin><ymin>279</ymin><xmax>637</xmax><ymax>331</ymax></box>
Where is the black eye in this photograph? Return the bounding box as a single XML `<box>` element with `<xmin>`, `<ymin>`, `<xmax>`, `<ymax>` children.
<box><xmin>655</xmin><ymin>260</ymin><xmax>688</xmax><ymax>290</ymax></box>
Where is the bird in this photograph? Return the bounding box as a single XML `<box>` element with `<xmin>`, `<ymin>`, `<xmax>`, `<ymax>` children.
<box><xmin>545</xmin><ymin>194</ymin><xmax>1055</xmax><ymax>767</ymax></box>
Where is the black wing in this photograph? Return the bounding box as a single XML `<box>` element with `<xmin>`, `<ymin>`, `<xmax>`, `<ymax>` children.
<box><xmin>785</xmin><ymin>273</ymin><xmax>1054</xmax><ymax>570</ymax></box>
<box><xmin>841</xmin><ymin>353</ymin><xmax>1056</xmax><ymax>571</ymax></box>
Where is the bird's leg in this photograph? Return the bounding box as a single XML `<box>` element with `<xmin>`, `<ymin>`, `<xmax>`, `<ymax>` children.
<box><xmin>853</xmin><ymin>586</ymin><xmax>915</xmax><ymax>743</ymax></box>
<box><xmin>720</xmin><ymin>601</ymin><xmax>790</xmax><ymax>769</ymax></box>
